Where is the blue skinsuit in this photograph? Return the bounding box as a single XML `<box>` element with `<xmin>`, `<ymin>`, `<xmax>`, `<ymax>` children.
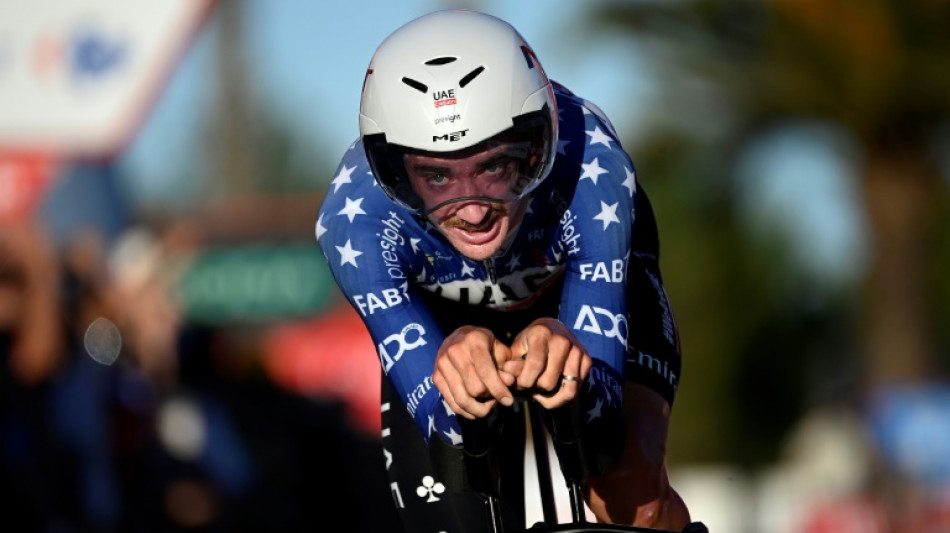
<box><xmin>317</xmin><ymin>85</ymin><xmax>676</xmax><ymax>448</ymax></box>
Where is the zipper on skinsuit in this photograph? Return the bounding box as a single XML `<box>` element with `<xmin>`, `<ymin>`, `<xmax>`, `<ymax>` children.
<box><xmin>484</xmin><ymin>258</ymin><xmax>498</xmax><ymax>284</ymax></box>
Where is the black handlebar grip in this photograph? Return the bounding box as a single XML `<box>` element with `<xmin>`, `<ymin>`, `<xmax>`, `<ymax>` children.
<box><xmin>458</xmin><ymin>415</ymin><xmax>502</xmax><ymax>498</ymax></box>
<box><xmin>539</xmin><ymin>399</ymin><xmax>591</xmax><ymax>483</ymax></box>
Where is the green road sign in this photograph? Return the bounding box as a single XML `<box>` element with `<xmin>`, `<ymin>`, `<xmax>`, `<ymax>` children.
<box><xmin>176</xmin><ymin>244</ymin><xmax>337</xmax><ymax>323</ymax></box>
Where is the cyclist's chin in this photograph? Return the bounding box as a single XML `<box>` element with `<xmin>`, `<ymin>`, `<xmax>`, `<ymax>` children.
<box><xmin>454</xmin><ymin>243</ymin><xmax>502</xmax><ymax>262</ymax></box>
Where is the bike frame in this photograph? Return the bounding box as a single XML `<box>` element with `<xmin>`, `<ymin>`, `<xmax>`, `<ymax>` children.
<box><xmin>460</xmin><ymin>392</ymin><xmax>708</xmax><ymax>533</ymax></box>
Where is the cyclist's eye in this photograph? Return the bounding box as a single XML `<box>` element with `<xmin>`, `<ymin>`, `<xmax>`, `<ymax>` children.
<box><xmin>426</xmin><ymin>173</ymin><xmax>448</xmax><ymax>185</ymax></box>
<box><xmin>482</xmin><ymin>158</ymin><xmax>511</xmax><ymax>175</ymax></box>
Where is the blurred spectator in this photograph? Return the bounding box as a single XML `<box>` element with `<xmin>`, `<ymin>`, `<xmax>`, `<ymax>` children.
<box><xmin>1</xmin><ymin>220</ymin><xmax>149</xmax><ymax>531</ymax></box>
<box><xmin>0</xmin><ymin>220</ymin><xmax>67</xmax><ymax>529</ymax></box>
<box><xmin>2</xmin><ymin>212</ymin><xmax>403</xmax><ymax>532</ymax></box>
<box><xmin>0</xmin><ymin>221</ymin><xmax>64</xmax><ymax>385</ymax></box>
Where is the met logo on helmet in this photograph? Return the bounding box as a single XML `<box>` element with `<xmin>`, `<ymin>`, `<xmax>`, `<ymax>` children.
<box><xmin>432</xmin><ymin>129</ymin><xmax>468</xmax><ymax>142</ymax></box>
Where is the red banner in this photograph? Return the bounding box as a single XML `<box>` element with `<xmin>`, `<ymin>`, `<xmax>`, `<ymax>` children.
<box><xmin>263</xmin><ymin>304</ymin><xmax>383</xmax><ymax>436</ymax></box>
<box><xmin>0</xmin><ymin>151</ymin><xmax>58</xmax><ymax>224</ymax></box>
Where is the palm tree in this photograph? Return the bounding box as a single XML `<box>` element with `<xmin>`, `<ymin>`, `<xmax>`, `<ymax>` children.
<box><xmin>588</xmin><ymin>0</ymin><xmax>950</xmax><ymax>461</ymax></box>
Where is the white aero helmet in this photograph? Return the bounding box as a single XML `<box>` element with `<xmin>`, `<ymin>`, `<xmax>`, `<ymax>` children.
<box><xmin>359</xmin><ymin>10</ymin><xmax>559</xmax><ymax>214</ymax></box>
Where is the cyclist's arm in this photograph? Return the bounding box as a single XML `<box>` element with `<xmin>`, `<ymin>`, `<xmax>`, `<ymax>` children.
<box><xmin>555</xmin><ymin>114</ymin><xmax>636</xmax><ymax>407</ymax></box>
<box><xmin>316</xmin><ymin>147</ymin><xmax>458</xmax><ymax>444</ymax></box>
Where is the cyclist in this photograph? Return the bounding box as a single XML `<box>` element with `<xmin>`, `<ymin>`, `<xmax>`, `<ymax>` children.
<box><xmin>317</xmin><ymin>9</ymin><xmax>690</xmax><ymax>532</ymax></box>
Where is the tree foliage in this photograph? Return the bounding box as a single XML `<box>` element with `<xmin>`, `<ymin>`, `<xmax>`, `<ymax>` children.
<box><xmin>588</xmin><ymin>0</ymin><xmax>950</xmax><ymax>465</ymax></box>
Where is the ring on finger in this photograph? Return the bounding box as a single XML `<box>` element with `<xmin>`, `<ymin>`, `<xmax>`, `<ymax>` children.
<box><xmin>561</xmin><ymin>374</ymin><xmax>580</xmax><ymax>382</ymax></box>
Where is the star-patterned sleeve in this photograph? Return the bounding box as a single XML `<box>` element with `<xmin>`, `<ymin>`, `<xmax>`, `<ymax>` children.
<box><xmin>554</xmin><ymin>97</ymin><xmax>638</xmax><ymax>411</ymax></box>
<box><xmin>316</xmin><ymin>141</ymin><xmax>463</xmax><ymax>446</ymax></box>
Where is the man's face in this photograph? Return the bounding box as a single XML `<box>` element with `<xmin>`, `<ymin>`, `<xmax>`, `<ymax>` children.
<box><xmin>404</xmin><ymin>141</ymin><xmax>530</xmax><ymax>261</ymax></box>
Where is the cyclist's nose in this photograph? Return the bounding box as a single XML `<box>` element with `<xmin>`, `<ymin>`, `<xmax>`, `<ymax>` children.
<box><xmin>454</xmin><ymin>201</ymin><xmax>492</xmax><ymax>224</ymax></box>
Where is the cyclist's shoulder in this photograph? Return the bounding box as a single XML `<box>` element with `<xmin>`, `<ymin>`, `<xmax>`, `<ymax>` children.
<box><xmin>553</xmin><ymin>81</ymin><xmax>621</xmax><ymax>138</ymax></box>
<box><xmin>537</xmin><ymin>86</ymin><xmax>637</xmax><ymax>231</ymax></box>
<box><xmin>317</xmin><ymin>140</ymin><xmax>424</xmax><ymax>247</ymax></box>
<box><xmin>320</xmin><ymin>140</ymin><xmax>384</xmax><ymax>210</ymax></box>
<box><xmin>551</xmin><ymin>83</ymin><xmax>630</xmax><ymax>177</ymax></box>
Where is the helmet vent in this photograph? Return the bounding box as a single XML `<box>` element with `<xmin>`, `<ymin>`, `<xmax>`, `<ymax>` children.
<box><xmin>458</xmin><ymin>66</ymin><xmax>485</xmax><ymax>88</ymax></box>
<box><xmin>424</xmin><ymin>56</ymin><xmax>457</xmax><ymax>65</ymax></box>
<box><xmin>401</xmin><ymin>77</ymin><xmax>428</xmax><ymax>94</ymax></box>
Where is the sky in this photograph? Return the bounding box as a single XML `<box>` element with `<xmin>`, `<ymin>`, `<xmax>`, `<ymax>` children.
<box><xmin>117</xmin><ymin>0</ymin><xmax>866</xmax><ymax>285</ymax></box>
<box><xmin>120</xmin><ymin>0</ymin><xmax>654</xmax><ymax>203</ymax></box>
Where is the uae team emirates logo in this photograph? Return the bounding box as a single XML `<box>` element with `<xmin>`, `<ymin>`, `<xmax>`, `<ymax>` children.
<box><xmin>433</xmin><ymin>89</ymin><xmax>456</xmax><ymax>107</ymax></box>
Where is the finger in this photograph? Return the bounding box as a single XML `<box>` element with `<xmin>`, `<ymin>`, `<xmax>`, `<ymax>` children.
<box><xmin>534</xmin><ymin>334</ymin><xmax>572</xmax><ymax>393</ymax></box>
<box><xmin>536</xmin><ymin>345</ymin><xmax>585</xmax><ymax>409</ymax></box>
<box><xmin>455</xmin><ymin>374</ymin><xmax>497</xmax><ymax>418</ymax></box>
<box><xmin>490</xmin><ymin>338</ymin><xmax>517</xmax><ymax>404</ymax></box>
<box><xmin>432</xmin><ymin>359</ymin><xmax>470</xmax><ymax>418</ymax></box>
<box><xmin>515</xmin><ymin>330</ymin><xmax>546</xmax><ymax>390</ymax></box>
<box><xmin>579</xmin><ymin>351</ymin><xmax>592</xmax><ymax>380</ymax></box>
<box><xmin>491</xmin><ymin>339</ymin><xmax>514</xmax><ymax>368</ymax></box>
<box><xmin>439</xmin><ymin>341</ymin><xmax>498</xmax><ymax>418</ymax></box>
<box><xmin>466</xmin><ymin>338</ymin><xmax>513</xmax><ymax>407</ymax></box>
<box><xmin>500</xmin><ymin>359</ymin><xmax>525</xmax><ymax>376</ymax></box>
<box><xmin>557</xmin><ymin>345</ymin><xmax>585</xmax><ymax>397</ymax></box>
<box><xmin>438</xmin><ymin>346</ymin><xmax>494</xmax><ymax>419</ymax></box>
<box><xmin>496</xmin><ymin>367</ymin><xmax>516</xmax><ymax>387</ymax></box>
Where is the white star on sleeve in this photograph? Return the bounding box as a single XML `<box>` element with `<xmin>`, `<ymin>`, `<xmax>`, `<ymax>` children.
<box><xmin>410</xmin><ymin>237</ymin><xmax>421</xmax><ymax>254</ymax></box>
<box><xmin>586</xmin><ymin>126</ymin><xmax>614</xmax><ymax>149</ymax></box>
<box><xmin>442</xmin><ymin>399</ymin><xmax>456</xmax><ymax>418</ymax></box>
<box><xmin>442</xmin><ymin>427</ymin><xmax>464</xmax><ymax>445</ymax></box>
<box><xmin>415</xmin><ymin>266</ymin><xmax>428</xmax><ymax>283</ymax></box>
<box><xmin>580</xmin><ymin>157</ymin><xmax>608</xmax><ymax>185</ymax></box>
<box><xmin>622</xmin><ymin>166</ymin><xmax>636</xmax><ymax>198</ymax></box>
<box><xmin>593</xmin><ymin>201</ymin><xmax>620</xmax><ymax>230</ymax></box>
<box><xmin>314</xmin><ymin>214</ymin><xmax>327</xmax><ymax>240</ymax></box>
<box><xmin>600</xmin><ymin>380</ymin><xmax>616</xmax><ymax>406</ymax></box>
<box><xmin>335</xmin><ymin>239</ymin><xmax>363</xmax><ymax>267</ymax></box>
<box><xmin>428</xmin><ymin>415</ymin><xmax>436</xmax><ymax>438</ymax></box>
<box><xmin>507</xmin><ymin>253</ymin><xmax>521</xmax><ymax>270</ymax></box>
<box><xmin>557</xmin><ymin>139</ymin><xmax>571</xmax><ymax>155</ymax></box>
<box><xmin>460</xmin><ymin>261</ymin><xmax>476</xmax><ymax>278</ymax></box>
<box><xmin>331</xmin><ymin>164</ymin><xmax>356</xmax><ymax>193</ymax></box>
<box><xmin>338</xmin><ymin>197</ymin><xmax>366</xmax><ymax>222</ymax></box>
<box><xmin>586</xmin><ymin>398</ymin><xmax>604</xmax><ymax>422</ymax></box>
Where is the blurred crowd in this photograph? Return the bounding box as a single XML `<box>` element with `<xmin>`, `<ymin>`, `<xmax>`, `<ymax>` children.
<box><xmin>0</xmin><ymin>211</ymin><xmax>404</xmax><ymax>532</ymax></box>
<box><xmin>2</xmin><ymin>162</ymin><xmax>947</xmax><ymax>533</ymax></box>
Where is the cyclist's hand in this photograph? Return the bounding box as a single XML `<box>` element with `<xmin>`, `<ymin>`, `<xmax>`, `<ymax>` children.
<box><xmin>432</xmin><ymin>326</ymin><xmax>516</xmax><ymax>419</ymax></box>
<box><xmin>500</xmin><ymin>318</ymin><xmax>591</xmax><ymax>409</ymax></box>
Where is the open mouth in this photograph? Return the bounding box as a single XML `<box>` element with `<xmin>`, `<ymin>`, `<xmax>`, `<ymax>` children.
<box><xmin>450</xmin><ymin>220</ymin><xmax>502</xmax><ymax>246</ymax></box>
<box><xmin>442</xmin><ymin>209</ymin><xmax>504</xmax><ymax>244</ymax></box>
<box><xmin>442</xmin><ymin>206</ymin><xmax>502</xmax><ymax>230</ymax></box>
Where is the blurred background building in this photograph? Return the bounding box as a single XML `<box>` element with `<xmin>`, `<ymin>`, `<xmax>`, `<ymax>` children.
<box><xmin>1</xmin><ymin>0</ymin><xmax>948</xmax><ymax>531</ymax></box>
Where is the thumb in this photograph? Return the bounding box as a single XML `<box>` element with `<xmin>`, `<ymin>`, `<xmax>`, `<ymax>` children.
<box><xmin>492</xmin><ymin>339</ymin><xmax>519</xmax><ymax>388</ymax></box>
<box><xmin>491</xmin><ymin>338</ymin><xmax>513</xmax><ymax>367</ymax></box>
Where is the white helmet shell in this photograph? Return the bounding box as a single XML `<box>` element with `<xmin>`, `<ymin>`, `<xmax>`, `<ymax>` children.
<box><xmin>359</xmin><ymin>10</ymin><xmax>558</xmax><ymax>212</ymax></box>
